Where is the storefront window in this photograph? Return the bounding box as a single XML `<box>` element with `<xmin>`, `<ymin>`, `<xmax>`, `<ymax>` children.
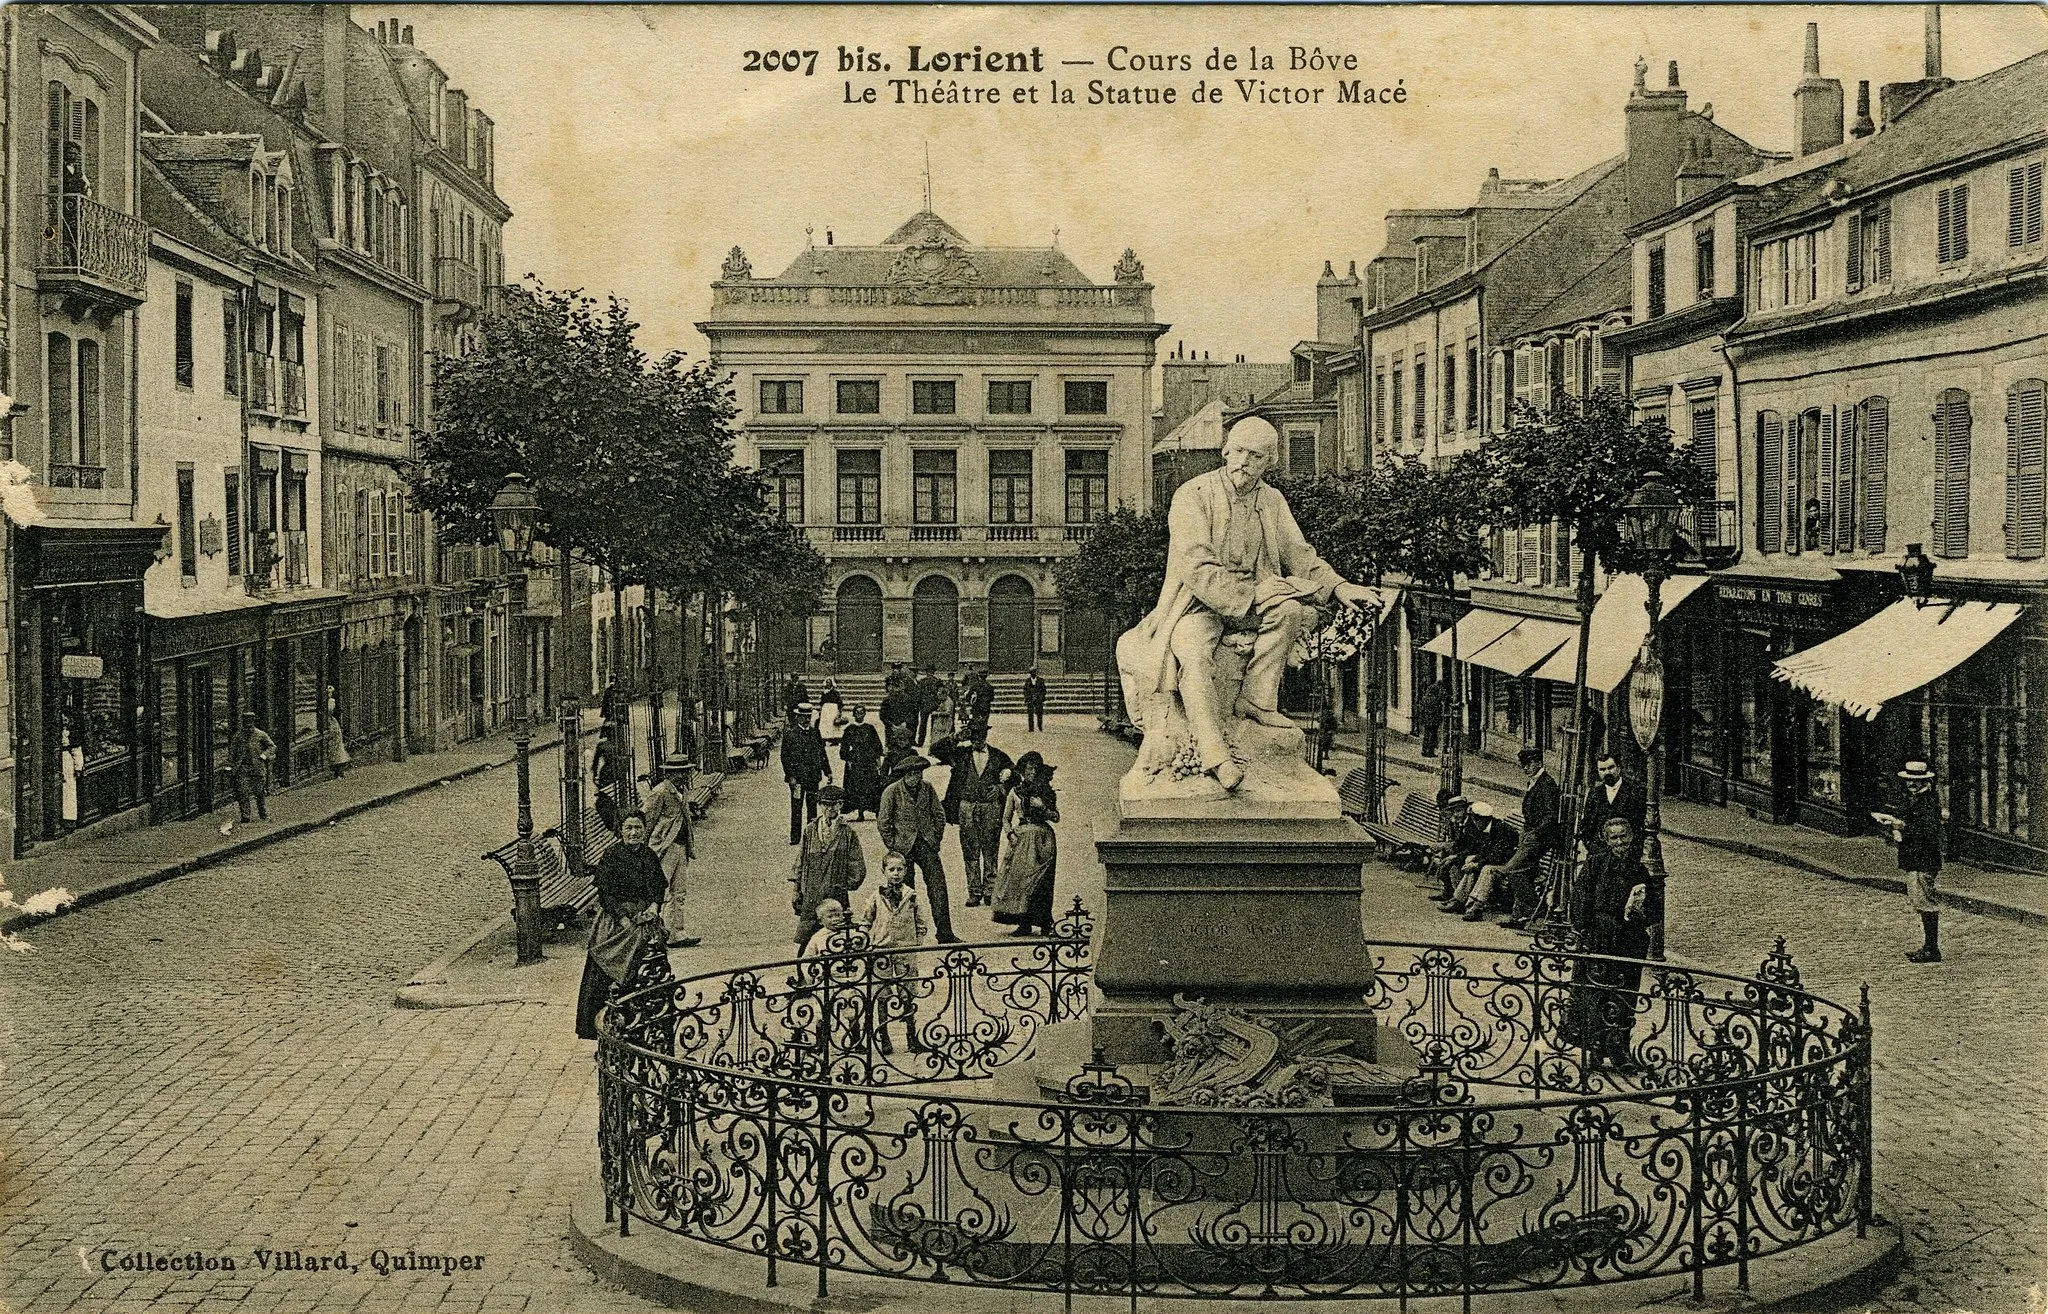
<box><xmin>1803</xmin><ymin>700</ymin><xmax>1843</xmax><ymax>805</ymax></box>
<box><xmin>1687</xmin><ymin>625</ymin><xmax>1722</xmax><ymax>770</ymax></box>
<box><xmin>158</xmin><ymin>665</ymin><xmax>183</xmax><ymax>789</ymax></box>
<box><xmin>293</xmin><ymin>642</ymin><xmax>322</xmax><ymax>764</ymax></box>
<box><xmin>1732</xmin><ymin>630</ymin><xmax>1774</xmax><ymax>786</ymax></box>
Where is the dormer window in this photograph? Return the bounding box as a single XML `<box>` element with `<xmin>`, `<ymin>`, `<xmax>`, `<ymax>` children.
<box><xmin>250</xmin><ymin>169</ymin><xmax>268</xmax><ymax>246</ymax></box>
<box><xmin>266</xmin><ymin>182</ymin><xmax>281</xmax><ymax>252</ymax></box>
<box><xmin>277</xmin><ymin>184</ymin><xmax>292</xmax><ymax>253</ymax></box>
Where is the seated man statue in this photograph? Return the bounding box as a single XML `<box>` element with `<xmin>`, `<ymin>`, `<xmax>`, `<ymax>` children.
<box><xmin>1117</xmin><ymin>417</ymin><xmax>1379</xmax><ymax>793</ymax></box>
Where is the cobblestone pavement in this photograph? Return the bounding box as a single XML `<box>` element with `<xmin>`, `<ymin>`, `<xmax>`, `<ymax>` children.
<box><xmin>0</xmin><ymin>718</ymin><xmax>2040</xmax><ymax>1312</ymax></box>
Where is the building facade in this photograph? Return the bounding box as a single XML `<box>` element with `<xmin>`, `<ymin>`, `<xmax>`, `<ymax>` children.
<box><xmin>701</xmin><ymin>212</ymin><xmax>1165</xmax><ymax>676</ymax></box>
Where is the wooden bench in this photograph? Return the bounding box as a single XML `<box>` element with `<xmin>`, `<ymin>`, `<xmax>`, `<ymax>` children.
<box><xmin>1336</xmin><ymin>768</ymin><xmax>1396</xmax><ymax>824</ymax></box>
<box><xmin>1359</xmin><ymin>790</ymin><xmax>1444</xmax><ymax>861</ymax></box>
<box><xmin>481</xmin><ymin>803</ymin><xmax>623</xmax><ymax>933</ymax></box>
<box><xmin>684</xmin><ymin>772</ymin><xmax>725</xmax><ymax>819</ymax></box>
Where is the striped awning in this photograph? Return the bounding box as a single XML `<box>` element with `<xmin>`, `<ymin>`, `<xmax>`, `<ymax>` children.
<box><xmin>1465</xmin><ymin>617</ymin><xmax>1577</xmax><ymax>677</ymax></box>
<box><xmin>1420</xmin><ymin>608</ymin><xmax>1520</xmax><ymax>660</ymax></box>
<box><xmin>1533</xmin><ymin>573</ymin><xmax>1711</xmax><ymax>693</ymax></box>
<box><xmin>1773</xmin><ymin>598</ymin><xmax>2024</xmax><ymax>720</ymax></box>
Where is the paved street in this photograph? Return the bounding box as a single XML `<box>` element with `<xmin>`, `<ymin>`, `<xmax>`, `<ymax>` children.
<box><xmin>0</xmin><ymin>716</ymin><xmax>2041</xmax><ymax>1312</ymax></box>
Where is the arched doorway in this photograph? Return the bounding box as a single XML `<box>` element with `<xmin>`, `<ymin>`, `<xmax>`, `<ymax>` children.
<box><xmin>911</xmin><ymin>575</ymin><xmax>960</xmax><ymax>671</ymax></box>
<box><xmin>834</xmin><ymin>576</ymin><xmax>883</xmax><ymax>673</ymax></box>
<box><xmin>987</xmin><ymin>575</ymin><xmax>1036</xmax><ymax>673</ymax></box>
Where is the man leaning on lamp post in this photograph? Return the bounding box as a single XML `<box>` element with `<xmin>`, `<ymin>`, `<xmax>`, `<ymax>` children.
<box><xmin>1117</xmin><ymin>417</ymin><xmax>1380</xmax><ymax>793</ymax></box>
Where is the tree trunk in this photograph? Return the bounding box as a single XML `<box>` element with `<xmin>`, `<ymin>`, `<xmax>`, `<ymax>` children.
<box><xmin>558</xmin><ymin>541</ymin><xmax>590</xmax><ymax>705</ymax></box>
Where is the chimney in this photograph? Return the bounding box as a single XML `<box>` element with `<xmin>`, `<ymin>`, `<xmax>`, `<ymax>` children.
<box><xmin>1879</xmin><ymin>6</ymin><xmax>1954</xmax><ymax>126</ymax></box>
<box><xmin>1793</xmin><ymin>23</ymin><xmax>1845</xmax><ymax>157</ymax></box>
<box><xmin>1852</xmin><ymin>81</ymin><xmax>1876</xmax><ymax>138</ymax></box>
<box><xmin>1924</xmin><ymin>3</ymin><xmax>1942</xmax><ymax>78</ymax></box>
<box><xmin>826</xmin><ymin>230</ymin><xmax>834</xmax><ymax>245</ymax></box>
<box><xmin>1625</xmin><ymin>54</ymin><xmax>1690</xmax><ymax>225</ymax></box>
<box><xmin>403</xmin><ymin>24</ymin><xmax>414</xmax><ymax>44</ymax></box>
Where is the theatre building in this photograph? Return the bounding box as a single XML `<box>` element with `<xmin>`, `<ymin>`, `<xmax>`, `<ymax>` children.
<box><xmin>701</xmin><ymin>212</ymin><xmax>1164</xmax><ymax>675</ymax></box>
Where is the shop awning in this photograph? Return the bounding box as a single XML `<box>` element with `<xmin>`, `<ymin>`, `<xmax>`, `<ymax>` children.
<box><xmin>1421</xmin><ymin>607</ymin><xmax>1520</xmax><ymax>660</ymax></box>
<box><xmin>1465</xmin><ymin>616</ymin><xmax>1578</xmax><ymax>677</ymax></box>
<box><xmin>1533</xmin><ymin>573</ymin><xmax>1711</xmax><ymax>692</ymax></box>
<box><xmin>1772</xmin><ymin>598</ymin><xmax>2024</xmax><ymax>720</ymax></box>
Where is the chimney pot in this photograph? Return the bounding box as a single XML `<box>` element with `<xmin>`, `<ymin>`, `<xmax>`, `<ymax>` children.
<box><xmin>1667</xmin><ymin>60</ymin><xmax>1680</xmax><ymax>88</ymax></box>
<box><xmin>1322</xmin><ymin>260</ymin><xmax>1334</xmax><ymax>277</ymax></box>
<box><xmin>404</xmin><ymin>24</ymin><xmax>414</xmax><ymax>43</ymax></box>
<box><xmin>826</xmin><ymin>230</ymin><xmax>834</xmax><ymax>245</ymax></box>
<box><xmin>1347</xmin><ymin>259</ymin><xmax>1357</xmax><ymax>278</ymax></box>
<box><xmin>1803</xmin><ymin>22</ymin><xmax>1820</xmax><ymax>76</ymax></box>
<box><xmin>1852</xmin><ymin>80</ymin><xmax>1876</xmax><ymax>137</ymax></box>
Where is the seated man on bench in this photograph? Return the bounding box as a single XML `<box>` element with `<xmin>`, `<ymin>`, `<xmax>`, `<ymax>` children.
<box><xmin>1451</xmin><ymin>747</ymin><xmax>1563</xmax><ymax>928</ymax></box>
<box><xmin>1420</xmin><ymin>795</ymin><xmax>1477</xmax><ymax>898</ymax></box>
<box><xmin>1437</xmin><ymin>800</ymin><xmax>1517</xmax><ymax>918</ymax></box>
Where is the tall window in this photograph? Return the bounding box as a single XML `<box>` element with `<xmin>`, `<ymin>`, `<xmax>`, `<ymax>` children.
<box><xmin>911</xmin><ymin>449</ymin><xmax>957</xmax><ymax>524</ymax></box>
<box><xmin>2011</xmin><ymin>161</ymin><xmax>2046</xmax><ymax>249</ymax></box>
<box><xmin>1441</xmin><ymin>347</ymin><xmax>1458</xmax><ymax>433</ymax></box>
<box><xmin>1857</xmin><ymin>397</ymin><xmax>1890</xmax><ymax>552</ymax></box>
<box><xmin>1411</xmin><ymin>360</ymin><xmax>1426</xmax><ymax>442</ymax></box>
<box><xmin>1933</xmin><ymin>387</ymin><xmax>1973</xmax><ymax>557</ymax></box>
<box><xmin>375</xmin><ymin>344</ymin><xmax>393</xmax><ymax>427</ymax></box>
<box><xmin>1688</xmin><ymin>399</ymin><xmax>1717</xmax><ymax>499</ymax></box>
<box><xmin>1288</xmin><ymin>430</ymin><xmax>1316</xmax><ymax>479</ymax></box>
<box><xmin>989</xmin><ymin>449</ymin><xmax>1032</xmax><ymax>524</ymax></box>
<box><xmin>988</xmin><ymin>380</ymin><xmax>1032</xmax><ymax>415</ymax></box>
<box><xmin>222</xmin><ymin>297</ymin><xmax>243</xmax><ymax>395</ymax></box>
<box><xmin>224</xmin><ymin>470</ymin><xmax>244</xmax><ymax>576</ymax></box>
<box><xmin>174</xmin><ymin>281</ymin><xmax>195</xmax><ymax>387</ymax></box>
<box><xmin>76</xmin><ymin>339</ymin><xmax>102</xmax><ymax>473</ymax></box>
<box><xmin>1847</xmin><ymin>207</ymin><xmax>1891</xmax><ymax>291</ymax></box>
<box><xmin>1830</xmin><ymin>404</ymin><xmax>1856</xmax><ymax>552</ymax></box>
<box><xmin>1065</xmin><ymin>449</ymin><xmax>1109</xmax><ymax>524</ymax></box>
<box><xmin>1373</xmin><ymin>371</ymin><xmax>1387</xmax><ymax>443</ymax></box>
<box><xmin>758</xmin><ymin>379</ymin><xmax>803</xmax><ymax>414</ymax></box>
<box><xmin>912</xmin><ymin>380</ymin><xmax>956</xmax><ymax>415</ymax></box>
<box><xmin>47</xmin><ymin>332</ymin><xmax>74</xmax><ymax>467</ymax></box>
<box><xmin>1695</xmin><ymin>223</ymin><xmax>1716</xmax><ymax>299</ymax></box>
<box><xmin>1936</xmin><ymin>184</ymin><xmax>1971</xmax><ymax>265</ymax></box>
<box><xmin>760</xmin><ymin>449</ymin><xmax>805</xmax><ymax>522</ymax></box>
<box><xmin>836</xmin><ymin>380</ymin><xmax>880</xmax><ymax>414</ymax></box>
<box><xmin>1647</xmin><ymin>242</ymin><xmax>1667</xmax><ymax>318</ymax></box>
<box><xmin>2007</xmin><ymin>378</ymin><xmax>2046</xmax><ymax>559</ymax></box>
<box><xmin>1064</xmin><ymin>380</ymin><xmax>1108</xmax><ymax>414</ymax></box>
<box><xmin>1390</xmin><ymin>368</ymin><xmax>1404</xmax><ymax>444</ymax></box>
<box><xmin>286</xmin><ymin>455</ymin><xmax>310</xmax><ymax>585</ymax></box>
<box><xmin>176</xmin><ymin>464</ymin><xmax>198</xmax><ymax>580</ymax></box>
<box><xmin>835</xmin><ymin>450</ymin><xmax>881</xmax><ymax>524</ymax></box>
<box><xmin>1464</xmin><ymin>342</ymin><xmax>1479</xmax><ymax>428</ymax></box>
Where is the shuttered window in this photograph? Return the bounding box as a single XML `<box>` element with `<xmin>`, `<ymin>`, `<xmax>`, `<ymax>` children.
<box><xmin>1490</xmin><ymin>352</ymin><xmax>1506</xmax><ymax>429</ymax></box>
<box><xmin>1815</xmin><ymin>408</ymin><xmax>1837</xmax><ymax>552</ymax></box>
<box><xmin>1833</xmin><ymin>405</ymin><xmax>1856</xmax><ymax>551</ymax></box>
<box><xmin>1937</xmin><ymin>185</ymin><xmax>1971</xmax><ymax>265</ymax></box>
<box><xmin>1933</xmin><ymin>388</ymin><xmax>1973</xmax><ymax>557</ymax></box>
<box><xmin>2008</xmin><ymin>161</ymin><xmax>2044</xmax><ymax>249</ymax></box>
<box><xmin>224</xmin><ymin>470</ymin><xmax>244</xmax><ymax>576</ymax></box>
<box><xmin>1859</xmin><ymin>398</ymin><xmax>1889</xmax><ymax>552</ymax></box>
<box><xmin>1757</xmin><ymin>411</ymin><xmax>1784</xmax><ymax>554</ymax></box>
<box><xmin>1689</xmin><ymin>401</ymin><xmax>1717</xmax><ymax>482</ymax></box>
<box><xmin>2007</xmin><ymin>378</ymin><xmax>2046</xmax><ymax>559</ymax></box>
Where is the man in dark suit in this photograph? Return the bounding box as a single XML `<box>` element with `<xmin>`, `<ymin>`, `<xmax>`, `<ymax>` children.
<box><xmin>933</xmin><ymin>726</ymin><xmax>1014</xmax><ymax>907</ymax></box>
<box><xmin>1565</xmin><ymin>816</ymin><xmax>1661</xmax><ymax>1070</ymax></box>
<box><xmin>1456</xmin><ymin>747</ymin><xmax>1563</xmax><ymax>926</ymax></box>
<box><xmin>880</xmin><ymin>674</ymin><xmax>919</xmax><ymax>756</ymax></box>
<box><xmin>1439</xmin><ymin>801</ymin><xmax>1518</xmax><ymax>916</ymax></box>
<box><xmin>1022</xmin><ymin>667</ymin><xmax>1049</xmax><ymax>732</ymax></box>
<box><xmin>780</xmin><ymin>704</ymin><xmax>829</xmax><ymax>845</ymax></box>
<box><xmin>1576</xmin><ymin>752</ymin><xmax>1647</xmax><ymax>854</ymax></box>
<box><xmin>1885</xmin><ymin>760</ymin><xmax>1946</xmax><ymax>962</ymax></box>
<box><xmin>962</xmin><ymin>667</ymin><xmax>996</xmax><ymax>738</ymax></box>
<box><xmin>914</xmin><ymin>667</ymin><xmax>942</xmax><ymax>745</ymax></box>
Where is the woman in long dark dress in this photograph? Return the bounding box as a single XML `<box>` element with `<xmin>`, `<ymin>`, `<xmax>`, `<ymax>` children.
<box><xmin>838</xmin><ymin>704</ymin><xmax>885</xmax><ymax>820</ymax></box>
<box><xmin>576</xmin><ymin>812</ymin><xmax>671</xmax><ymax>1040</ymax></box>
<box><xmin>992</xmin><ymin>753</ymin><xmax>1060</xmax><ymax>936</ymax></box>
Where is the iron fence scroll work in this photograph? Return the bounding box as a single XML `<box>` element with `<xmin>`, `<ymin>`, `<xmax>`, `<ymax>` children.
<box><xmin>594</xmin><ymin>904</ymin><xmax>1873</xmax><ymax>1306</ymax></box>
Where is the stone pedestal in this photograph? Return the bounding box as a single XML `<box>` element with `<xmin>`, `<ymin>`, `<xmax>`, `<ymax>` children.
<box><xmin>1092</xmin><ymin>799</ymin><xmax>1381</xmax><ymax>1067</ymax></box>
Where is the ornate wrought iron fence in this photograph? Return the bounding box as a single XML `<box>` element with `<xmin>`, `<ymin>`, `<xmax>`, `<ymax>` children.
<box><xmin>595</xmin><ymin>909</ymin><xmax>1872</xmax><ymax>1307</ymax></box>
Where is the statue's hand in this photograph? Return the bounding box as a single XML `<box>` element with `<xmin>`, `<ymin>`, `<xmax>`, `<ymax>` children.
<box><xmin>1333</xmin><ymin>582</ymin><xmax>1377</xmax><ymax>611</ymax></box>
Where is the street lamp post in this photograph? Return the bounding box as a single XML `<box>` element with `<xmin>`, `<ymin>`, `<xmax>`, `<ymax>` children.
<box><xmin>490</xmin><ymin>472</ymin><xmax>545</xmax><ymax>966</ymax></box>
<box><xmin>1620</xmin><ymin>472</ymin><xmax>1684</xmax><ymax>960</ymax></box>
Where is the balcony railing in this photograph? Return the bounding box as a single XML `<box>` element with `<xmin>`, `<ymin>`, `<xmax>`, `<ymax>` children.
<box><xmin>909</xmin><ymin>525</ymin><xmax>959</xmax><ymax>542</ymax></box>
<box><xmin>282</xmin><ymin>361</ymin><xmax>307</xmax><ymax>418</ymax></box>
<box><xmin>50</xmin><ymin>463</ymin><xmax>106</xmax><ymax>490</ymax></box>
<box><xmin>434</xmin><ymin>256</ymin><xmax>481</xmax><ymax>309</ymax></box>
<box><xmin>834</xmin><ymin>525</ymin><xmax>885</xmax><ymax>543</ymax></box>
<box><xmin>283</xmin><ymin>529</ymin><xmax>309</xmax><ymax>586</ymax></box>
<box><xmin>247</xmin><ymin>354</ymin><xmax>279</xmax><ymax>414</ymax></box>
<box><xmin>718</xmin><ymin>282</ymin><xmax>1152</xmax><ymax>312</ymax></box>
<box><xmin>40</xmin><ymin>193</ymin><xmax>147</xmax><ymax>296</ymax></box>
<box><xmin>1685</xmin><ymin>498</ymin><xmax>1741</xmax><ymax>558</ymax></box>
<box><xmin>1064</xmin><ymin>523</ymin><xmax>1096</xmax><ymax>542</ymax></box>
<box><xmin>988</xmin><ymin>525</ymin><xmax>1038</xmax><ymax>541</ymax></box>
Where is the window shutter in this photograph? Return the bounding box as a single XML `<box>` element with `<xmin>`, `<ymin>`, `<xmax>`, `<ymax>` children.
<box><xmin>1871</xmin><ymin>210</ymin><xmax>1891</xmax><ymax>282</ymax></box>
<box><xmin>1491</xmin><ymin>355</ymin><xmax>1506</xmax><ymax>430</ymax></box>
<box><xmin>1953</xmin><ymin>185</ymin><xmax>1970</xmax><ymax>261</ymax></box>
<box><xmin>1937</xmin><ymin>188</ymin><xmax>1954</xmax><ymax>263</ymax></box>
<box><xmin>2030</xmin><ymin>162</ymin><xmax>2046</xmax><ymax>246</ymax></box>
<box><xmin>1934</xmin><ymin>390</ymin><xmax>1972</xmax><ymax>557</ymax></box>
<box><xmin>2012</xmin><ymin>167</ymin><xmax>2029</xmax><ymax>248</ymax></box>
<box><xmin>1846</xmin><ymin>212</ymin><xmax>1864</xmax><ymax>292</ymax></box>
<box><xmin>1817</xmin><ymin>408</ymin><xmax>1837</xmax><ymax>552</ymax></box>
<box><xmin>1758</xmin><ymin>411</ymin><xmax>1784</xmax><ymax>554</ymax></box>
<box><xmin>2009</xmin><ymin>379</ymin><xmax>2046</xmax><ymax>559</ymax></box>
<box><xmin>1563</xmin><ymin>338</ymin><xmax>1580</xmax><ymax>397</ymax></box>
<box><xmin>224</xmin><ymin>470</ymin><xmax>243</xmax><ymax>576</ymax></box>
<box><xmin>1520</xmin><ymin>526</ymin><xmax>1541</xmax><ymax>580</ymax></box>
<box><xmin>1860</xmin><ymin>398</ymin><xmax>1890</xmax><ymax>552</ymax></box>
<box><xmin>1690</xmin><ymin>403</ymin><xmax>1717</xmax><ymax>482</ymax></box>
<box><xmin>1834</xmin><ymin>405</ymin><xmax>1856</xmax><ymax>551</ymax></box>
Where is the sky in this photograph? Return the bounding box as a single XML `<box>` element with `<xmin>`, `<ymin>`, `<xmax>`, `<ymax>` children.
<box><xmin>393</xmin><ymin>3</ymin><xmax>2048</xmax><ymax>365</ymax></box>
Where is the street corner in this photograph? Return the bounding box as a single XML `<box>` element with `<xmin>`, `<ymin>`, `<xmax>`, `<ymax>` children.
<box><xmin>396</xmin><ymin>914</ymin><xmax>585</xmax><ymax>1010</ymax></box>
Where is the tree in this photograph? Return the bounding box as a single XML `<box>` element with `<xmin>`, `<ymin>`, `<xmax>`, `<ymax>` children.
<box><xmin>1485</xmin><ymin>387</ymin><xmax>1711</xmax><ymax>933</ymax></box>
<box><xmin>1051</xmin><ymin>505</ymin><xmax>1169</xmax><ymax>631</ymax></box>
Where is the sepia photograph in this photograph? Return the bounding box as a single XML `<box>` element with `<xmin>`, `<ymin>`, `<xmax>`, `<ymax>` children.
<box><xmin>0</xmin><ymin>3</ymin><xmax>2044</xmax><ymax>1311</ymax></box>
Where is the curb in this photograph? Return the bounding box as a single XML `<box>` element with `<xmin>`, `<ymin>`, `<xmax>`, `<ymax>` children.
<box><xmin>3</xmin><ymin>733</ymin><xmax>562</xmax><ymax>935</ymax></box>
<box><xmin>1363</xmin><ymin>744</ymin><xmax>2046</xmax><ymax>931</ymax></box>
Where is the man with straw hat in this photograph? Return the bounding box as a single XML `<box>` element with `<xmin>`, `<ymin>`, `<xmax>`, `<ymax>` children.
<box><xmin>878</xmin><ymin>753</ymin><xmax>959</xmax><ymax>943</ymax></box>
<box><xmin>1875</xmin><ymin>760</ymin><xmax>1946</xmax><ymax>963</ymax></box>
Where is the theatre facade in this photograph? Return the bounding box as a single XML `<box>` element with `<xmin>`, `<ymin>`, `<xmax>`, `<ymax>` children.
<box><xmin>700</xmin><ymin>211</ymin><xmax>1166</xmax><ymax>676</ymax></box>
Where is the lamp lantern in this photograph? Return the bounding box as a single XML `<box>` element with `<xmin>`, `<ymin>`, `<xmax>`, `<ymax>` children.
<box><xmin>489</xmin><ymin>471</ymin><xmax>541</xmax><ymax>566</ymax></box>
<box><xmin>1619</xmin><ymin>471</ymin><xmax>1684</xmax><ymax>559</ymax></box>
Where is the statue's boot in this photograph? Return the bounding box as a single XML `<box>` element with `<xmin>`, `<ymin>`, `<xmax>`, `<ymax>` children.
<box><xmin>1213</xmin><ymin>760</ymin><xmax>1245</xmax><ymax>792</ymax></box>
<box><xmin>1234</xmin><ymin>700</ymin><xmax>1296</xmax><ymax>729</ymax></box>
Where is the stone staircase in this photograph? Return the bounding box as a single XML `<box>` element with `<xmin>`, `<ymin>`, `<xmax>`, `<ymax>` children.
<box><xmin>792</xmin><ymin>672</ymin><xmax>1112</xmax><ymax>716</ymax></box>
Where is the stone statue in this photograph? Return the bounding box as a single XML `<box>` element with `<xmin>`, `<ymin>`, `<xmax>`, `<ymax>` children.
<box><xmin>1115</xmin><ymin>417</ymin><xmax>1379</xmax><ymax>799</ymax></box>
